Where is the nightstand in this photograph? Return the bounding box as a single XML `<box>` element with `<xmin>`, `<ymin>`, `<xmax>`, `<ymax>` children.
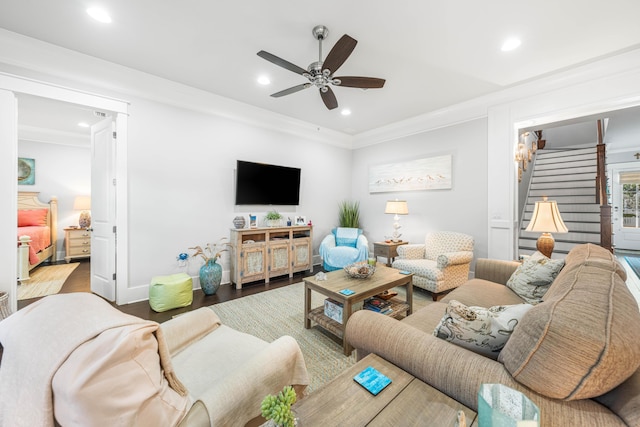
<box><xmin>64</xmin><ymin>227</ymin><xmax>91</xmax><ymax>262</ymax></box>
<box><xmin>374</xmin><ymin>241</ymin><xmax>409</xmax><ymax>267</ymax></box>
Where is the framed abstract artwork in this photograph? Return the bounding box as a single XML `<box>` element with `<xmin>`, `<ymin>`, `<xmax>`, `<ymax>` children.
<box><xmin>369</xmin><ymin>155</ymin><xmax>452</xmax><ymax>193</ymax></box>
<box><xmin>17</xmin><ymin>158</ymin><xmax>35</xmax><ymax>185</ymax></box>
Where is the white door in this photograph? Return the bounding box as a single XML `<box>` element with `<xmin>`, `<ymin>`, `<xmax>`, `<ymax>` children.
<box><xmin>90</xmin><ymin>118</ymin><xmax>116</xmax><ymax>300</ymax></box>
<box><xmin>610</xmin><ymin>164</ymin><xmax>640</xmax><ymax>251</ymax></box>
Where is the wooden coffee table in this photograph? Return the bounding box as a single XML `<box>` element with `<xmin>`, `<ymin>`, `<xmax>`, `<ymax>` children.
<box><xmin>293</xmin><ymin>353</ymin><xmax>477</xmax><ymax>426</ymax></box>
<box><xmin>304</xmin><ymin>265</ymin><xmax>413</xmax><ymax>355</ymax></box>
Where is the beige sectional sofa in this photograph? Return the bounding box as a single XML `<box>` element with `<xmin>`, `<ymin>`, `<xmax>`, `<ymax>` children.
<box><xmin>346</xmin><ymin>244</ymin><xmax>640</xmax><ymax>426</ymax></box>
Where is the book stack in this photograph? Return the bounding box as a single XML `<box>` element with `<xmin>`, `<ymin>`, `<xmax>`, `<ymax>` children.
<box><xmin>364</xmin><ymin>296</ymin><xmax>393</xmax><ymax>315</ymax></box>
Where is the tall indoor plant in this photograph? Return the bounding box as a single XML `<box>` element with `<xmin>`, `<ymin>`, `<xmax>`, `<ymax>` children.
<box><xmin>338</xmin><ymin>200</ymin><xmax>360</xmax><ymax>229</ymax></box>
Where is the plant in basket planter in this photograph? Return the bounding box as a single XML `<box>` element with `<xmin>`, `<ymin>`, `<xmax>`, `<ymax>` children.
<box><xmin>265</xmin><ymin>210</ymin><xmax>283</xmax><ymax>227</ymax></box>
<box><xmin>189</xmin><ymin>238</ymin><xmax>229</xmax><ymax>296</ymax></box>
<box><xmin>261</xmin><ymin>386</ymin><xmax>298</xmax><ymax>427</ymax></box>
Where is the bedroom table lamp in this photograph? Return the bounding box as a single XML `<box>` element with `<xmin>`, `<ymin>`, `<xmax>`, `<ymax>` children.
<box><xmin>74</xmin><ymin>196</ymin><xmax>92</xmax><ymax>228</ymax></box>
<box><xmin>385</xmin><ymin>199</ymin><xmax>408</xmax><ymax>242</ymax></box>
<box><xmin>525</xmin><ymin>196</ymin><xmax>568</xmax><ymax>258</ymax></box>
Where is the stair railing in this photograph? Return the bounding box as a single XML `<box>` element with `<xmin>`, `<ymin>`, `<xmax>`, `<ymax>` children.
<box><xmin>596</xmin><ymin>119</ymin><xmax>613</xmax><ymax>252</ymax></box>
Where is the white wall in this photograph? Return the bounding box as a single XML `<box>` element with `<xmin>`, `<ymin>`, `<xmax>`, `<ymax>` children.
<box><xmin>124</xmin><ymin>97</ymin><xmax>352</xmax><ymax>294</ymax></box>
<box><xmin>18</xmin><ymin>140</ymin><xmax>91</xmax><ymax>258</ymax></box>
<box><xmin>352</xmin><ymin>118</ymin><xmax>488</xmax><ymax>266</ymax></box>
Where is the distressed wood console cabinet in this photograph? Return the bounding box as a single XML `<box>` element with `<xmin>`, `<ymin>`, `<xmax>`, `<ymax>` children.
<box><xmin>229</xmin><ymin>225</ymin><xmax>313</xmax><ymax>289</ymax></box>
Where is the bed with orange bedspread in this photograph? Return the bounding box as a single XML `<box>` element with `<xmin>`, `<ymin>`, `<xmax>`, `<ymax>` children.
<box><xmin>17</xmin><ymin>192</ymin><xmax>57</xmax><ymax>281</ymax></box>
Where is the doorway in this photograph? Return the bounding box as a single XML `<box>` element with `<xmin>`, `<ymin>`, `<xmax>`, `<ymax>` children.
<box><xmin>610</xmin><ymin>164</ymin><xmax>640</xmax><ymax>251</ymax></box>
<box><xmin>0</xmin><ymin>74</ymin><xmax>129</xmax><ymax>312</ymax></box>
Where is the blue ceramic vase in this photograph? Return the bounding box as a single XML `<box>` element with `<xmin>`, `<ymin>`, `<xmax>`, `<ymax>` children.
<box><xmin>199</xmin><ymin>258</ymin><xmax>222</xmax><ymax>295</ymax></box>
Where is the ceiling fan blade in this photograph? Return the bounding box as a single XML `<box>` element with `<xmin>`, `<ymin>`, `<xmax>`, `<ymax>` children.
<box><xmin>320</xmin><ymin>87</ymin><xmax>338</xmax><ymax>110</ymax></box>
<box><xmin>334</xmin><ymin>76</ymin><xmax>386</xmax><ymax>89</ymax></box>
<box><xmin>271</xmin><ymin>83</ymin><xmax>312</xmax><ymax>98</ymax></box>
<box><xmin>257</xmin><ymin>50</ymin><xmax>307</xmax><ymax>75</ymax></box>
<box><xmin>322</xmin><ymin>35</ymin><xmax>357</xmax><ymax>75</ymax></box>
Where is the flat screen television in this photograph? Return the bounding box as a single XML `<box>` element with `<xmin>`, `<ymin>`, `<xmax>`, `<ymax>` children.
<box><xmin>235</xmin><ymin>160</ymin><xmax>301</xmax><ymax>205</ymax></box>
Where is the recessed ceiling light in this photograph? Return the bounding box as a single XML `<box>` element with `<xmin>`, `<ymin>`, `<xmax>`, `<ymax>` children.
<box><xmin>78</xmin><ymin>122</ymin><xmax>90</xmax><ymax>128</ymax></box>
<box><xmin>257</xmin><ymin>76</ymin><xmax>271</xmax><ymax>85</ymax></box>
<box><xmin>87</xmin><ymin>7</ymin><xmax>112</xmax><ymax>23</ymax></box>
<box><xmin>501</xmin><ymin>37</ymin><xmax>521</xmax><ymax>52</ymax></box>
<box><xmin>341</xmin><ymin>109</ymin><xmax>351</xmax><ymax>116</ymax></box>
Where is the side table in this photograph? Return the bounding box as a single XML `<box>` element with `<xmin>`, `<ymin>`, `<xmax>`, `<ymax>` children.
<box><xmin>64</xmin><ymin>227</ymin><xmax>91</xmax><ymax>263</ymax></box>
<box><xmin>374</xmin><ymin>241</ymin><xmax>409</xmax><ymax>267</ymax></box>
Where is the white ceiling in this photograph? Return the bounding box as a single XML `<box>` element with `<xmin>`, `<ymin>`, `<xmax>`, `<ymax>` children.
<box><xmin>2</xmin><ymin>0</ymin><xmax>640</xmax><ymax>137</ymax></box>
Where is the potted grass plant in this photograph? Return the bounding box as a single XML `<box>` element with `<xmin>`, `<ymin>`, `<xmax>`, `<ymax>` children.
<box><xmin>338</xmin><ymin>200</ymin><xmax>360</xmax><ymax>229</ymax></box>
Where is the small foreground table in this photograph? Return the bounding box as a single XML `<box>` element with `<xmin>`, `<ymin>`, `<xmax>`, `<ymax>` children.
<box><xmin>293</xmin><ymin>353</ymin><xmax>478</xmax><ymax>426</ymax></box>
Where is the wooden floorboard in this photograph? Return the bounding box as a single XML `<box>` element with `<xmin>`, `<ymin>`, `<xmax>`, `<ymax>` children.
<box><xmin>17</xmin><ymin>260</ymin><xmax>322</xmax><ymax>322</ymax></box>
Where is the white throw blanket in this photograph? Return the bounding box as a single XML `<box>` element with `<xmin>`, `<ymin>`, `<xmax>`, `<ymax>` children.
<box><xmin>0</xmin><ymin>293</ymin><xmax>188</xmax><ymax>427</ymax></box>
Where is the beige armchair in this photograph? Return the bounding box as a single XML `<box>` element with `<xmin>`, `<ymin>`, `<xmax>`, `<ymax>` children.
<box><xmin>0</xmin><ymin>293</ymin><xmax>309</xmax><ymax>427</ymax></box>
<box><xmin>392</xmin><ymin>231</ymin><xmax>474</xmax><ymax>300</ymax></box>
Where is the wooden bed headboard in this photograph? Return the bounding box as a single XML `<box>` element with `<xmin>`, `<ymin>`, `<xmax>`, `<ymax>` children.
<box><xmin>17</xmin><ymin>191</ymin><xmax>58</xmax><ymax>261</ymax></box>
<box><xmin>18</xmin><ymin>191</ymin><xmax>57</xmax><ymax>227</ymax></box>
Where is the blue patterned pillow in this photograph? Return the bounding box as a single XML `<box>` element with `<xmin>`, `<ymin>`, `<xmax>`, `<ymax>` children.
<box><xmin>334</xmin><ymin>227</ymin><xmax>360</xmax><ymax>248</ymax></box>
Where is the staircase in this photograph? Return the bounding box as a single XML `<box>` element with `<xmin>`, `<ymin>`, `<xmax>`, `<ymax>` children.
<box><xmin>519</xmin><ymin>147</ymin><xmax>601</xmax><ymax>258</ymax></box>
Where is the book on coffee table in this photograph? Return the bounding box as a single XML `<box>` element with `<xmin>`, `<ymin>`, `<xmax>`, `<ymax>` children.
<box><xmin>353</xmin><ymin>366</ymin><xmax>392</xmax><ymax>396</ymax></box>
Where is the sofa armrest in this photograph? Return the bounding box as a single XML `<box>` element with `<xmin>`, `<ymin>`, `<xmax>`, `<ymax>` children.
<box><xmin>356</xmin><ymin>234</ymin><xmax>369</xmax><ymax>258</ymax></box>
<box><xmin>318</xmin><ymin>234</ymin><xmax>336</xmax><ymax>260</ymax></box>
<box><xmin>474</xmin><ymin>258</ymin><xmax>520</xmax><ymax>285</ymax></box>
<box><xmin>345</xmin><ymin>310</ymin><xmax>624</xmax><ymax>426</ymax></box>
<box><xmin>356</xmin><ymin>234</ymin><xmax>369</xmax><ymax>250</ymax></box>
<box><xmin>160</xmin><ymin>307</ymin><xmax>222</xmax><ymax>356</ymax></box>
<box><xmin>437</xmin><ymin>251</ymin><xmax>473</xmax><ymax>268</ymax></box>
<box><xmin>346</xmin><ymin>310</ymin><xmax>513</xmax><ymax>411</ymax></box>
<box><xmin>396</xmin><ymin>244</ymin><xmax>425</xmax><ymax>259</ymax></box>
<box><xmin>196</xmin><ymin>335</ymin><xmax>309</xmax><ymax>427</ymax></box>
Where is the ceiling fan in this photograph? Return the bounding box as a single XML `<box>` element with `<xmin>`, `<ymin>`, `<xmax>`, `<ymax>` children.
<box><xmin>257</xmin><ymin>25</ymin><xmax>385</xmax><ymax>110</ymax></box>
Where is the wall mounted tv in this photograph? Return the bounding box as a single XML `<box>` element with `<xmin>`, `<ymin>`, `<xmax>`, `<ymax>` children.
<box><xmin>235</xmin><ymin>160</ymin><xmax>301</xmax><ymax>205</ymax></box>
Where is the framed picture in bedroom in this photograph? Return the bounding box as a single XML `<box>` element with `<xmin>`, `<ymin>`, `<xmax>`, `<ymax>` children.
<box><xmin>18</xmin><ymin>158</ymin><xmax>35</xmax><ymax>185</ymax></box>
<box><xmin>295</xmin><ymin>216</ymin><xmax>306</xmax><ymax>226</ymax></box>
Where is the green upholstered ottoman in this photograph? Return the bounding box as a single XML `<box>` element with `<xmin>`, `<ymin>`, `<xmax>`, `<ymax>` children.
<box><xmin>149</xmin><ymin>273</ymin><xmax>193</xmax><ymax>312</ymax></box>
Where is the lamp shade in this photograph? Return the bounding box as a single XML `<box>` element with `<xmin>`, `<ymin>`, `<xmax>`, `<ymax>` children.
<box><xmin>525</xmin><ymin>198</ymin><xmax>568</xmax><ymax>233</ymax></box>
<box><xmin>73</xmin><ymin>196</ymin><xmax>91</xmax><ymax>211</ymax></box>
<box><xmin>385</xmin><ymin>200</ymin><xmax>408</xmax><ymax>215</ymax></box>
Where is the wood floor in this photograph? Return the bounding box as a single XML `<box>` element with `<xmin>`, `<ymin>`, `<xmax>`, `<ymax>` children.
<box><xmin>18</xmin><ymin>260</ymin><xmax>322</xmax><ymax>323</ymax></box>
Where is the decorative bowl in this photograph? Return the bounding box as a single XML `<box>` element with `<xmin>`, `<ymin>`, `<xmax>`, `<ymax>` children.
<box><xmin>344</xmin><ymin>262</ymin><xmax>376</xmax><ymax>279</ymax></box>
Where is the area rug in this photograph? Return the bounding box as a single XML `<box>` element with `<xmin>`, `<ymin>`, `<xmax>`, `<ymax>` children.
<box><xmin>17</xmin><ymin>263</ymin><xmax>80</xmax><ymax>300</ymax></box>
<box><xmin>209</xmin><ymin>282</ymin><xmax>433</xmax><ymax>393</ymax></box>
<box><xmin>625</xmin><ymin>256</ymin><xmax>640</xmax><ymax>279</ymax></box>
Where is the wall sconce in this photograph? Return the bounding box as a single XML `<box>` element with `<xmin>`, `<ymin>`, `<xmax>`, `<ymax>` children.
<box><xmin>515</xmin><ymin>130</ymin><xmax>544</xmax><ymax>182</ymax></box>
<box><xmin>385</xmin><ymin>199</ymin><xmax>408</xmax><ymax>242</ymax></box>
<box><xmin>74</xmin><ymin>195</ymin><xmax>92</xmax><ymax>228</ymax></box>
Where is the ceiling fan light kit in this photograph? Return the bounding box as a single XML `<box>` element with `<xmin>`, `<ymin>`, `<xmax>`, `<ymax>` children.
<box><xmin>257</xmin><ymin>25</ymin><xmax>385</xmax><ymax>110</ymax></box>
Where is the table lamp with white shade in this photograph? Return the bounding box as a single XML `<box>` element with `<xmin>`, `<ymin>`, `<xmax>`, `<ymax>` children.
<box><xmin>74</xmin><ymin>196</ymin><xmax>92</xmax><ymax>228</ymax></box>
<box><xmin>385</xmin><ymin>199</ymin><xmax>408</xmax><ymax>242</ymax></box>
<box><xmin>525</xmin><ymin>196</ymin><xmax>568</xmax><ymax>258</ymax></box>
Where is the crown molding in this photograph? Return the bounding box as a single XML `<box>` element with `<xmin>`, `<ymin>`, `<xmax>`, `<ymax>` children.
<box><xmin>352</xmin><ymin>48</ymin><xmax>640</xmax><ymax>149</ymax></box>
<box><xmin>2</xmin><ymin>28</ymin><xmax>639</xmax><ymax>152</ymax></box>
<box><xmin>18</xmin><ymin>124</ymin><xmax>89</xmax><ymax>147</ymax></box>
<box><xmin>0</xmin><ymin>29</ymin><xmax>352</xmax><ymax>149</ymax></box>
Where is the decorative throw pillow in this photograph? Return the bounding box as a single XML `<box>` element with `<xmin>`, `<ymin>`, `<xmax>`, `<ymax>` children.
<box><xmin>506</xmin><ymin>252</ymin><xmax>564</xmax><ymax>304</ymax></box>
<box><xmin>334</xmin><ymin>227</ymin><xmax>360</xmax><ymax>247</ymax></box>
<box><xmin>17</xmin><ymin>208</ymin><xmax>48</xmax><ymax>227</ymax></box>
<box><xmin>433</xmin><ymin>300</ymin><xmax>533</xmax><ymax>359</ymax></box>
